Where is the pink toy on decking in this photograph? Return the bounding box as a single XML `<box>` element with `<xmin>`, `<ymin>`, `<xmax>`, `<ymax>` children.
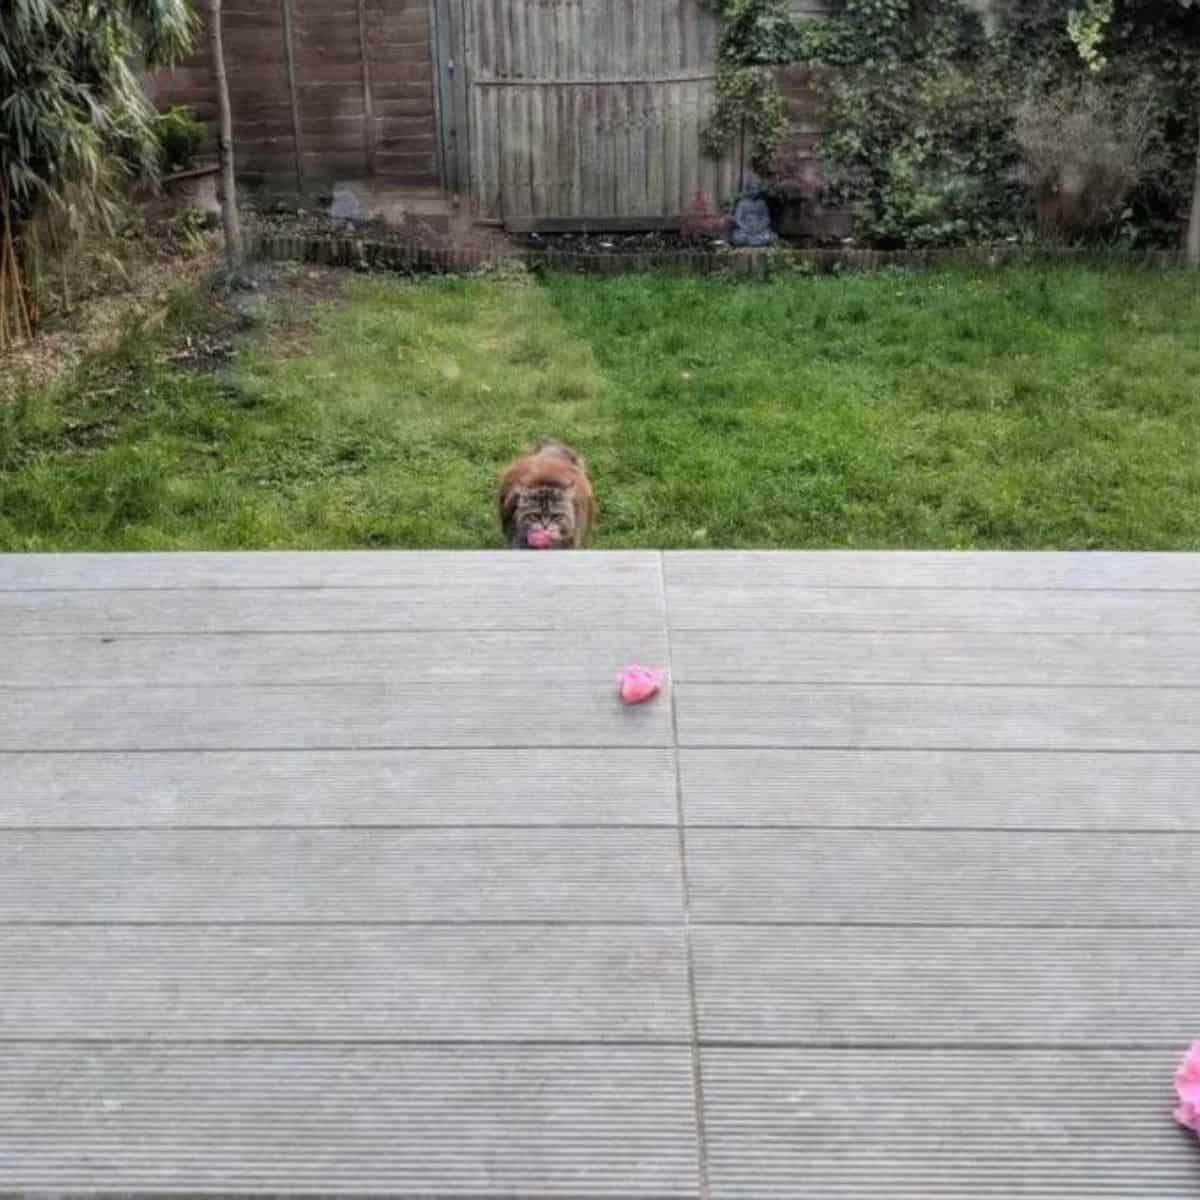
<box><xmin>1176</xmin><ymin>1042</ymin><xmax>1200</xmax><ymax>1137</ymax></box>
<box><xmin>617</xmin><ymin>665</ymin><xmax>664</xmax><ymax>705</ymax></box>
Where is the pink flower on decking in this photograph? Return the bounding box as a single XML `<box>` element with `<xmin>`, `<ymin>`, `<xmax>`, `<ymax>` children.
<box><xmin>1176</xmin><ymin>1042</ymin><xmax>1200</xmax><ymax>1136</ymax></box>
<box><xmin>617</xmin><ymin>665</ymin><xmax>664</xmax><ymax>705</ymax></box>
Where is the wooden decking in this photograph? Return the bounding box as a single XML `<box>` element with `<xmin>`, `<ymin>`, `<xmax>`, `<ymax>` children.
<box><xmin>2</xmin><ymin>550</ymin><xmax>1199</xmax><ymax>1198</ymax></box>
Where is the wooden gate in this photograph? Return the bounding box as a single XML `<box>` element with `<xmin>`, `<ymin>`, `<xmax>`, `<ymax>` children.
<box><xmin>431</xmin><ymin>0</ymin><xmax>739</xmax><ymax>229</ymax></box>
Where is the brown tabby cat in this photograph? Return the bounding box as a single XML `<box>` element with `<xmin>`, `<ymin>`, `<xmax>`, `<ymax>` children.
<box><xmin>498</xmin><ymin>440</ymin><xmax>596</xmax><ymax>549</ymax></box>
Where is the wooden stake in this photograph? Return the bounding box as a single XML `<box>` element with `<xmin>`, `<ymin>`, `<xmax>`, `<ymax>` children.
<box><xmin>358</xmin><ymin>0</ymin><xmax>377</xmax><ymax>174</ymax></box>
<box><xmin>1</xmin><ymin>204</ymin><xmax>33</xmax><ymax>348</ymax></box>
<box><xmin>1187</xmin><ymin>100</ymin><xmax>1200</xmax><ymax>269</ymax></box>
<box><xmin>208</xmin><ymin>0</ymin><xmax>244</xmax><ymax>277</ymax></box>
<box><xmin>279</xmin><ymin>0</ymin><xmax>306</xmax><ymax>196</ymax></box>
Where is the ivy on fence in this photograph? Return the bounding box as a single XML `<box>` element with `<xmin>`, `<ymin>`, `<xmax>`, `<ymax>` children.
<box><xmin>699</xmin><ymin>0</ymin><xmax>806</xmax><ymax>179</ymax></box>
<box><xmin>703</xmin><ymin>0</ymin><xmax>1200</xmax><ymax>251</ymax></box>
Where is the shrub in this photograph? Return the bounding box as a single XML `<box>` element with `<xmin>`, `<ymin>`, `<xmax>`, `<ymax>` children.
<box><xmin>0</xmin><ymin>0</ymin><xmax>194</xmax><ymax>349</ymax></box>
<box><xmin>157</xmin><ymin>106</ymin><xmax>206</xmax><ymax>176</ymax></box>
<box><xmin>680</xmin><ymin>192</ymin><xmax>733</xmax><ymax>242</ymax></box>
<box><xmin>700</xmin><ymin>0</ymin><xmax>807</xmax><ymax>177</ymax></box>
<box><xmin>817</xmin><ymin>54</ymin><xmax>1022</xmax><ymax>246</ymax></box>
<box><xmin>1014</xmin><ymin>78</ymin><xmax>1162</xmax><ymax>239</ymax></box>
<box><xmin>793</xmin><ymin>0</ymin><xmax>1200</xmax><ymax>249</ymax></box>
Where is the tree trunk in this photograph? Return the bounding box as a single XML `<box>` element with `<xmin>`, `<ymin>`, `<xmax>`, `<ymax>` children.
<box><xmin>207</xmin><ymin>0</ymin><xmax>243</xmax><ymax>279</ymax></box>
<box><xmin>1188</xmin><ymin>109</ymin><xmax>1200</xmax><ymax>268</ymax></box>
<box><xmin>0</xmin><ymin>202</ymin><xmax>35</xmax><ymax>351</ymax></box>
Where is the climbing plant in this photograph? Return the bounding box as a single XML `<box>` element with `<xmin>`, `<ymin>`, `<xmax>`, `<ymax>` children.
<box><xmin>1005</xmin><ymin>0</ymin><xmax>1200</xmax><ymax>256</ymax></box>
<box><xmin>1067</xmin><ymin>0</ymin><xmax>1116</xmax><ymax>72</ymax></box>
<box><xmin>794</xmin><ymin>0</ymin><xmax>1018</xmax><ymax>245</ymax></box>
<box><xmin>699</xmin><ymin>0</ymin><xmax>808</xmax><ymax>178</ymax></box>
<box><xmin>788</xmin><ymin>0</ymin><xmax>1200</xmax><ymax>248</ymax></box>
<box><xmin>1044</xmin><ymin>0</ymin><xmax>1200</xmax><ymax>262</ymax></box>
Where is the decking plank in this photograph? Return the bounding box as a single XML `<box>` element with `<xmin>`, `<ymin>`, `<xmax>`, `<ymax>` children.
<box><xmin>0</xmin><ymin>829</ymin><xmax>683</xmax><ymax>922</ymax></box>
<box><xmin>686</xmin><ymin>829</ymin><xmax>1200</xmax><ymax>924</ymax></box>
<box><xmin>670</xmin><ymin>630</ymin><xmax>1200</xmax><ymax>686</ymax></box>
<box><xmin>679</xmin><ymin>749</ymin><xmax>1200</xmax><ymax>829</ymax></box>
<box><xmin>0</xmin><ymin>582</ymin><xmax>664</xmax><ymax>636</ymax></box>
<box><xmin>692</xmin><ymin>927</ymin><xmax>1200</xmax><ymax>1043</ymax></box>
<box><xmin>0</xmin><ymin>550</ymin><xmax>661</xmax><ymax>591</ymax></box>
<box><xmin>0</xmin><ymin>682</ymin><xmax>672</xmax><ymax>750</ymax></box>
<box><xmin>2</xmin><ymin>630</ymin><xmax>670</xmax><ymax>688</ymax></box>
<box><xmin>1</xmin><ymin>1044</ymin><xmax>701</xmax><ymax>1197</ymax></box>
<box><xmin>1</xmin><ymin>926</ymin><xmax>690</xmax><ymax>1041</ymax></box>
<box><xmin>1</xmin><ymin>748</ymin><xmax>678</xmax><ymax>827</ymax></box>
<box><xmin>666</xmin><ymin>585</ymin><xmax>1200</xmax><ymax>633</ymax></box>
<box><xmin>665</xmin><ymin>550</ymin><xmax>1200</xmax><ymax>590</ymax></box>
<box><xmin>702</xmin><ymin>1048</ymin><xmax>1200</xmax><ymax>1199</ymax></box>
<box><xmin>674</xmin><ymin>683</ymin><xmax>1200</xmax><ymax>750</ymax></box>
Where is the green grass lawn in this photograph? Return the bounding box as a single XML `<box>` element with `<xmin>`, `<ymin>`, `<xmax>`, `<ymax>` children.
<box><xmin>4</xmin><ymin>262</ymin><xmax>1200</xmax><ymax>550</ymax></box>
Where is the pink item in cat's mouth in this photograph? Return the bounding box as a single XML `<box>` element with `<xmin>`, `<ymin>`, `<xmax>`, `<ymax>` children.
<box><xmin>617</xmin><ymin>665</ymin><xmax>664</xmax><ymax>705</ymax></box>
<box><xmin>525</xmin><ymin>526</ymin><xmax>559</xmax><ymax>549</ymax></box>
<box><xmin>1175</xmin><ymin>1042</ymin><xmax>1200</xmax><ymax>1137</ymax></box>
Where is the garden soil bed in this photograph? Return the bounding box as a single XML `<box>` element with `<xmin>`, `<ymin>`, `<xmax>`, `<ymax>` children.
<box><xmin>512</xmin><ymin>229</ymin><xmax>735</xmax><ymax>256</ymax></box>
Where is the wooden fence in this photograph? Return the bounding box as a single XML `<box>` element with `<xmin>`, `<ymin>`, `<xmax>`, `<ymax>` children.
<box><xmin>434</xmin><ymin>0</ymin><xmax>738</xmax><ymax>228</ymax></box>
<box><xmin>149</xmin><ymin>1</ymin><xmax>832</xmax><ymax>226</ymax></box>
<box><xmin>148</xmin><ymin>0</ymin><xmax>440</xmax><ymax>193</ymax></box>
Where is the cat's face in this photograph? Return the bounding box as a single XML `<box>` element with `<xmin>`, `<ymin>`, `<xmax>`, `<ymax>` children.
<box><xmin>498</xmin><ymin>441</ymin><xmax>596</xmax><ymax>550</ymax></box>
<box><xmin>510</xmin><ymin>485</ymin><xmax>578</xmax><ymax>549</ymax></box>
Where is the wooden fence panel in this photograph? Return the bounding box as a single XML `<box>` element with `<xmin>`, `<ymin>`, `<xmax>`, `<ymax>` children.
<box><xmin>465</xmin><ymin>0</ymin><xmax>738</xmax><ymax>228</ymax></box>
<box><xmin>430</xmin><ymin>0</ymin><xmax>471</xmax><ymax>194</ymax></box>
<box><xmin>368</xmin><ymin>0</ymin><xmax>439</xmax><ymax>183</ymax></box>
<box><xmin>221</xmin><ymin>6</ymin><xmax>298</xmax><ymax>191</ymax></box>
<box><xmin>150</xmin><ymin>0</ymin><xmax>438</xmax><ymax>192</ymax></box>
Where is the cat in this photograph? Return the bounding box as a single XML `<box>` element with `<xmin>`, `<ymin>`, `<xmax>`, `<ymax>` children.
<box><xmin>498</xmin><ymin>440</ymin><xmax>596</xmax><ymax>549</ymax></box>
